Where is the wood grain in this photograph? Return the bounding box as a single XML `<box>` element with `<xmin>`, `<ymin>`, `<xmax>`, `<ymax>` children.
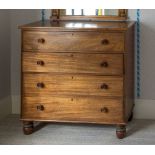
<box><xmin>21</xmin><ymin>96</ymin><xmax>124</xmax><ymax>124</ymax></box>
<box><xmin>19</xmin><ymin>20</ymin><xmax>135</xmax><ymax>32</ymax></box>
<box><xmin>23</xmin><ymin>31</ymin><xmax>124</xmax><ymax>52</ymax></box>
<box><xmin>22</xmin><ymin>74</ymin><xmax>123</xmax><ymax>97</ymax></box>
<box><xmin>20</xmin><ymin>20</ymin><xmax>135</xmax><ymax>136</ymax></box>
<box><xmin>22</xmin><ymin>52</ymin><xmax>123</xmax><ymax>75</ymax></box>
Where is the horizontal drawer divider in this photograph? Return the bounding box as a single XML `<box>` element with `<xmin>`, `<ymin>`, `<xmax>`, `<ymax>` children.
<box><xmin>22</xmin><ymin>50</ymin><xmax>125</xmax><ymax>54</ymax></box>
<box><xmin>22</xmin><ymin>72</ymin><xmax>124</xmax><ymax>76</ymax></box>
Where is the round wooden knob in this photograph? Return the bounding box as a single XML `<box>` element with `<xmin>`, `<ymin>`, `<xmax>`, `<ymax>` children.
<box><xmin>37</xmin><ymin>82</ymin><xmax>44</xmax><ymax>88</ymax></box>
<box><xmin>100</xmin><ymin>61</ymin><xmax>108</xmax><ymax>67</ymax></box>
<box><xmin>37</xmin><ymin>60</ymin><xmax>44</xmax><ymax>66</ymax></box>
<box><xmin>38</xmin><ymin>38</ymin><xmax>45</xmax><ymax>44</ymax></box>
<box><xmin>36</xmin><ymin>105</ymin><xmax>44</xmax><ymax>111</ymax></box>
<box><xmin>101</xmin><ymin>83</ymin><xmax>108</xmax><ymax>89</ymax></box>
<box><xmin>101</xmin><ymin>39</ymin><xmax>109</xmax><ymax>45</ymax></box>
<box><xmin>101</xmin><ymin>107</ymin><xmax>108</xmax><ymax>113</ymax></box>
<box><xmin>70</xmin><ymin>54</ymin><xmax>74</xmax><ymax>57</ymax></box>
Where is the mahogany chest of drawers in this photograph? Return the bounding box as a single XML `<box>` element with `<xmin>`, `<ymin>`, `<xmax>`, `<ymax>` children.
<box><xmin>19</xmin><ymin>20</ymin><xmax>135</xmax><ymax>139</ymax></box>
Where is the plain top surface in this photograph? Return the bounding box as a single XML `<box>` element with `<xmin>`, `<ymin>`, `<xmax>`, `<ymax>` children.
<box><xmin>19</xmin><ymin>20</ymin><xmax>135</xmax><ymax>31</ymax></box>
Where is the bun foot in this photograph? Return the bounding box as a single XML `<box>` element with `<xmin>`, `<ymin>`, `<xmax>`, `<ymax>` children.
<box><xmin>23</xmin><ymin>121</ymin><xmax>34</xmax><ymax>135</ymax></box>
<box><xmin>116</xmin><ymin>125</ymin><xmax>126</xmax><ymax>139</ymax></box>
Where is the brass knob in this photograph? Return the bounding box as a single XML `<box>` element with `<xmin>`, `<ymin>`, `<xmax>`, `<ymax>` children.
<box><xmin>36</xmin><ymin>105</ymin><xmax>44</xmax><ymax>111</ymax></box>
<box><xmin>38</xmin><ymin>38</ymin><xmax>45</xmax><ymax>44</ymax></box>
<box><xmin>37</xmin><ymin>82</ymin><xmax>44</xmax><ymax>88</ymax></box>
<box><xmin>101</xmin><ymin>83</ymin><xmax>108</xmax><ymax>89</ymax></box>
<box><xmin>101</xmin><ymin>107</ymin><xmax>108</xmax><ymax>113</ymax></box>
<box><xmin>37</xmin><ymin>60</ymin><xmax>44</xmax><ymax>66</ymax></box>
<box><xmin>100</xmin><ymin>61</ymin><xmax>108</xmax><ymax>67</ymax></box>
<box><xmin>101</xmin><ymin>39</ymin><xmax>109</xmax><ymax>45</ymax></box>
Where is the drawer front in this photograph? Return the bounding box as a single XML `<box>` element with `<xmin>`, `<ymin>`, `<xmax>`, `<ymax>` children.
<box><xmin>22</xmin><ymin>52</ymin><xmax>123</xmax><ymax>75</ymax></box>
<box><xmin>23</xmin><ymin>31</ymin><xmax>124</xmax><ymax>52</ymax></box>
<box><xmin>22</xmin><ymin>96</ymin><xmax>124</xmax><ymax>123</ymax></box>
<box><xmin>23</xmin><ymin>74</ymin><xmax>123</xmax><ymax>97</ymax></box>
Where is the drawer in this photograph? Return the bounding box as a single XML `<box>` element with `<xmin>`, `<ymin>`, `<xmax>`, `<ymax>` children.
<box><xmin>23</xmin><ymin>74</ymin><xmax>123</xmax><ymax>97</ymax></box>
<box><xmin>22</xmin><ymin>96</ymin><xmax>124</xmax><ymax>123</ymax></box>
<box><xmin>22</xmin><ymin>52</ymin><xmax>123</xmax><ymax>75</ymax></box>
<box><xmin>23</xmin><ymin>31</ymin><xmax>124</xmax><ymax>52</ymax></box>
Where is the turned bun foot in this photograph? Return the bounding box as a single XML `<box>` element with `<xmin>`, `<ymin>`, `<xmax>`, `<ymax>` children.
<box><xmin>23</xmin><ymin>121</ymin><xmax>34</xmax><ymax>135</ymax></box>
<box><xmin>116</xmin><ymin>125</ymin><xmax>126</xmax><ymax>139</ymax></box>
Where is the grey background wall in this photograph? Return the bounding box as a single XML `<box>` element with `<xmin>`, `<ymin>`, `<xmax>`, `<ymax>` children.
<box><xmin>138</xmin><ymin>10</ymin><xmax>155</xmax><ymax>99</ymax></box>
<box><xmin>128</xmin><ymin>9</ymin><xmax>155</xmax><ymax>119</ymax></box>
<box><xmin>1</xmin><ymin>9</ymin><xmax>154</xmax><ymax>119</ymax></box>
<box><xmin>129</xmin><ymin>9</ymin><xmax>155</xmax><ymax>100</ymax></box>
<box><xmin>0</xmin><ymin>10</ymin><xmax>11</xmax><ymax>119</ymax></box>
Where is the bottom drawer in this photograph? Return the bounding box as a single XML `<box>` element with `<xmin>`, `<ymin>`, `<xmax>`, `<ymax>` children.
<box><xmin>22</xmin><ymin>96</ymin><xmax>124</xmax><ymax>124</ymax></box>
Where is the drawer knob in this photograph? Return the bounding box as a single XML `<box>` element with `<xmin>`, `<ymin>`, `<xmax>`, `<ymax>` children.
<box><xmin>38</xmin><ymin>38</ymin><xmax>45</xmax><ymax>44</ymax></box>
<box><xmin>37</xmin><ymin>82</ymin><xmax>44</xmax><ymax>88</ymax></box>
<box><xmin>101</xmin><ymin>39</ymin><xmax>109</xmax><ymax>45</ymax></box>
<box><xmin>100</xmin><ymin>61</ymin><xmax>108</xmax><ymax>67</ymax></box>
<box><xmin>101</xmin><ymin>83</ymin><xmax>108</xmax><ymax>89</ymax></box>
<box><xmin>101</xmin><ymin>107</ymin><xmax>108</xmax><ymax>113</ymax></box>
<box><xmin>36</xmin><ymin>105</ymin><xmax>44</xmax><ymax>111</ymax></box>
<box><xmin>37</xmin><ymin>60</ymin><xmax>44</xmax><ymax>66</ymax></box>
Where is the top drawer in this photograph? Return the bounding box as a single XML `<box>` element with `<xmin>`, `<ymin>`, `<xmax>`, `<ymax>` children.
<box><xmin>22</xmin><ymin>31</ymin><xmax>125</xmax><ymax>52</ymax></box>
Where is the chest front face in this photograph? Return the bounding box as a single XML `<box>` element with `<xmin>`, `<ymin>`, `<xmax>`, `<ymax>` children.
<box><xmin>20</xmin><ymin>20</ymin><xmax>135</xmax><ymax>138</ymax></box>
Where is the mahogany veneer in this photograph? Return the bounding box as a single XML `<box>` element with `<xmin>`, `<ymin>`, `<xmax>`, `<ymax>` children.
<box><xmin>19</xmin><ymin>20</ymin><xmax>135</xmax><ymax>139</ymax></box>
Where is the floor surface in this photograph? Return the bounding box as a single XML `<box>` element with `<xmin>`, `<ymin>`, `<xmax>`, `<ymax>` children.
<box><xmin>0</xmin><ymin>115</ymin><xmax>155</xmax><ymax>145</ymax></box>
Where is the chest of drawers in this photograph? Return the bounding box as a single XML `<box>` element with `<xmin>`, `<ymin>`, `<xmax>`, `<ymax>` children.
<box><xmin>19</xmin><ymin>20</ymin><xmax>135</xmax><ymax>139</ymax></box>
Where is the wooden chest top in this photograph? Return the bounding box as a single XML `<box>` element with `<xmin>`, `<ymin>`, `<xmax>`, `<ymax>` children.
<box><xmin>19</xmin><ymin>20</ymin><xmax>135</xmax><ymax>32</ymax></box>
